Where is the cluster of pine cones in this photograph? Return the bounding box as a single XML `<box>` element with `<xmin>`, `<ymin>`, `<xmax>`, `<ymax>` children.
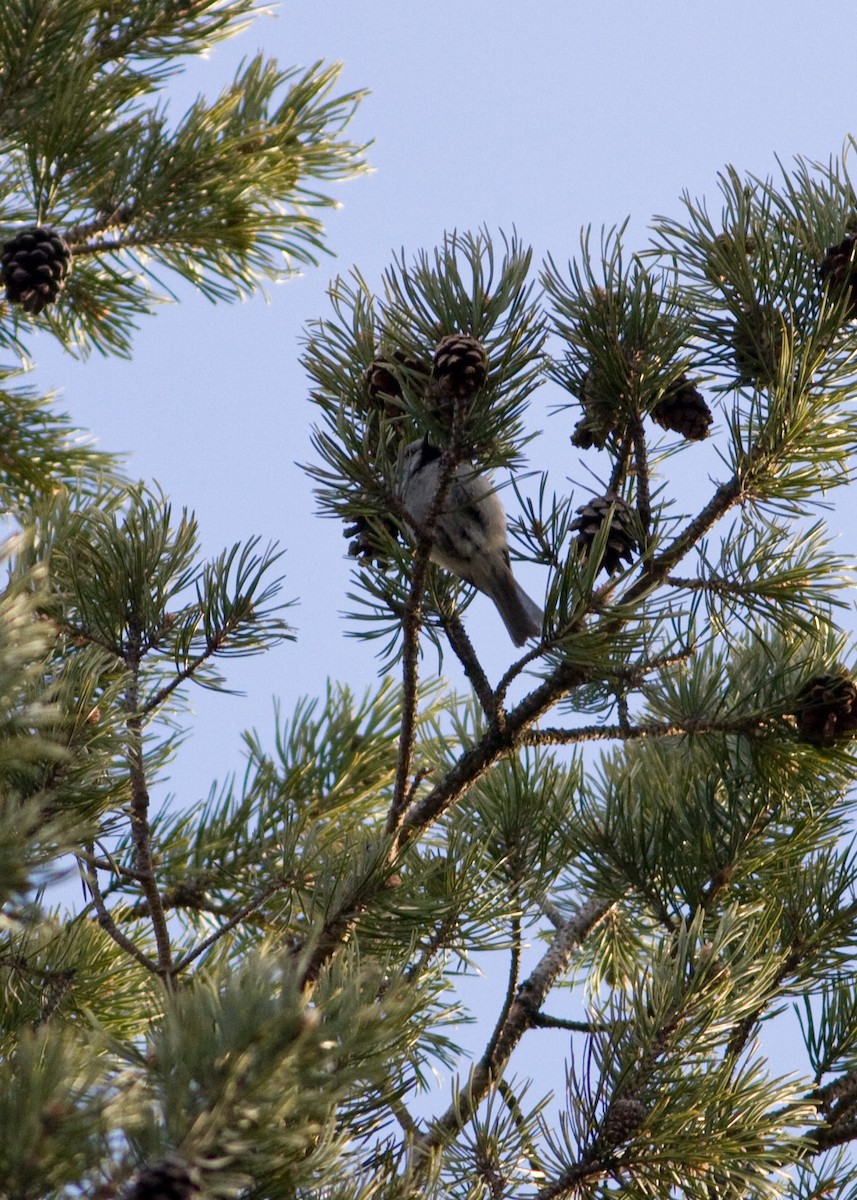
<box><xmin>363</xmin><ymin>332</ymin><xmax>488</xmax><ymax>423</ymax></box>
<box><xmin>563</xmin><ymin>230</ymin><xmax>857</xmax><ymax>586</ymax></box>
<box><xmin>572</xmin><ymin>371</ymin><xmax>713</xmax><ymax>450</ymax></box>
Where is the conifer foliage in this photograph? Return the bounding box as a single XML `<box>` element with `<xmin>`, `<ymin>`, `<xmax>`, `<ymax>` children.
<box><xmin>4</xmin><ymin>5</ymin><xmax>857</xmax><ymax>1200</ymax></box>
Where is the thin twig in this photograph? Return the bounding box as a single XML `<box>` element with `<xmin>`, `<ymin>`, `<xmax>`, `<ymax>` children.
<box><xmin>530</xmin><ymin>1012</ymin><xmax>607</xmax><ymax>1033</ymax></box>
<box><xmin>77</xmin><ymin>855</ymin><xmax>159</xmax><ymax>974</ymax></box>
<box><xmin>142</xmin><ymin>612</ymin><xmax>258</xmax><ymax>716</ymax></box>
<box><xmin>481</xmin><ymin>913</ymin><xmax>522</xmax><ymax>1069</ymax></box>
<box><xmin>615</xmin><ymin>690</ymin><xmax>631</xmax><ymax>733</ymax></box>
<box><xmin>814</xmin><ymin>1068</ymin><xmax>857</xmax><ymax>1113</ymax></box>
<box><xmin>171</xmin><ymin>879</ymin><xmax>290</xmax><ymax>975</ymax></box>
<box><xmin>77</xmin><ymin>845</ymin><xmax>146</xmax><ymax>883</ymax></box>
<box><xmin>402</xmin><ymin>765</ymin><xmax>432</xmax><ymax>812</ymax></box>
<box><xmin>617</xmin><ymin>645</ymin><xmax>696</xmax><ymax>686</ymax></box>
<box><xmin>384</xmin><ymin>1079</ymin><xmax>421</xmax><ymax>1139</ymax></box>
<box><xmin>608</xmin><ymin>431</ymin><xmax>634</xmax><ymax>495</ymax></box>
<box><xmin>496</xmin><ymin>1078</ymin><xmax>549</xmax><ymax>1181</ymax></box>
<box><xmin>628</xmin><ymin>475</ymin><xmax>744</xmax><ymax>597</ymax></box>
<box><xmin>632</xmin><ymin>415</ymin><xmax>651</xmax><ymax>547</ymax></box>
<box><xmin>443</xmin><ymin>613</ymin><xmax>498</xmax><ymax>719</ymax></box>
<box><xmin>398</xmin><ymin>662</ymin><xmax>585</xmax><ymax>846</ymax></box>
<box><xmin>539</xmin><ymin>897</ymin><xmax>565</xmax><ymax>929</ymax></box>
<box><xmin>494</xmin><ymin>633</ymin><xmax>551</xmax><ymax>712</ymax></box>
<box><xmin>388</xmin><ymin>540</ymin><xmax>433</xmax><ymax>832</ymax></box>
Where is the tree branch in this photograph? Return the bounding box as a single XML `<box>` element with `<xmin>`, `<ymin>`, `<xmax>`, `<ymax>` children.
<box><xmin>77</xmin><ymin>854</ymin><xmax>159</xmax><ymax>975</ymax></box>
<box><xmin>124</xmin><ymin>624</ymin><xmax>173</xmax><ymax>983</ymax></box>
<box><xmin>411</xmin><ymin>895</ymin><xmax>615</xmax><ymax>1165</ymax></box>
<box><xmin>442</xmin><ymin>612</ymin><xmax>498</xmax><ymax>720</ymax></box>
<box><xmin>524</xmin><ymin>715</ymin><xmax>767</xmax><ymax>746</ymax></box>
<box><xmin>171</xmin><ymin>879</ymin><xmax>292</xmax><ymax>975</ymax></box>
<box><xmin>530</xmin><ymin>1012</ymin><xmax>607</xmax><ymax>1033</ymax></box>
<box><xmin>481</xmin><ymin>913</ymin><xmax>522</xmax><ymax>1069</ymax></box>
<box><xmin>388</xmin><ymin>438</ymin><xmax>465</xmax><ymax>831</ymax></box>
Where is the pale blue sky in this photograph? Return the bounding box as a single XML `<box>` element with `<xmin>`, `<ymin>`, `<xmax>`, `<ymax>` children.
<box><xmin>29</xmin><ymin>0</ymin><xmax>857</xmax><ymax>1117</ymax></box>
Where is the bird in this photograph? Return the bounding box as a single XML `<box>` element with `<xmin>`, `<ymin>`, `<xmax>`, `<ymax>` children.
<box><xmin>399</xmin><ymin>436</ymin><xmax>542</xmax><ymax>646</ymax></box>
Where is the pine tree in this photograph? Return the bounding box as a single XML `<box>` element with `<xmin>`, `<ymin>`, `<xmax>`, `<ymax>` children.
<box><xmin>4</xmin><ymin>6</ymin><xmax>857</xmax><ymax>1200</ymax></box>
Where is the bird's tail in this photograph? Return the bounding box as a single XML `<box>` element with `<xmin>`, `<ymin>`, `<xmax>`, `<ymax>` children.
<box><xmin>485</xmin><ymin>571</ymin><xmax>543</xmax><ymax>647</ymax></box>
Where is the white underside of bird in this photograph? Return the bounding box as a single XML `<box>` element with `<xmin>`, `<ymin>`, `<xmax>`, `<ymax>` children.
<box><xmin>400</xmin><ymin>437</ymin><xmax>543</xmax><ymax>646</ymax></box>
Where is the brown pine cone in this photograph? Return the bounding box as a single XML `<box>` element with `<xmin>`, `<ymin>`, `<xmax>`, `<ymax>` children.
<box><xmin>570</xmin><ymin>493</ymin><xmax>639</xmax><ymax>574</ymax></box>
<box><xmin>432</xmin><ymin>333</ymin><xmax>488</xmax><ymax>402</ymax></box>
<box><xmin>600</xmin><ymin>1096</ymin><xmax>647</xmax><ymax>1147</ymax></box>
<box><xmin>125</xmin><ymin>1159</ymin><xmax>201</xmax><ymax>1200</ymax></box>
<box><xmin>1</xmin><ymin>226</ymin><xmax>72</xmax><ymax>314</ymax></box>
<box><xmin>364</xmin><ymin>349</ymin><xmax>429</xmax><ymax>417</ymax></box>
<box><xmin>820</xmin><ymin>235</ymin><xmax>857</xmax><ymax>319</ymax></box>
<box><xmin>571</xmin><ymin>368</ymin><xmax>623</xmax><ymax>450</ymax></box>
<box><xmin>650</xmin><ymin>376</ymin><xmax>712</xmax><ymax>441</ymax></box>
<box><xmin>794</xmin><ymin>671</ymin><xmax>857</xmax><ymax>745</ymax></box>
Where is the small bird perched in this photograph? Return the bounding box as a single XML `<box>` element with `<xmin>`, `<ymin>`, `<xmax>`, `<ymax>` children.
<box><xmin>399</xmin><ymin>437</ymin><xmax>542</xmax><ymax>646</ymax></box>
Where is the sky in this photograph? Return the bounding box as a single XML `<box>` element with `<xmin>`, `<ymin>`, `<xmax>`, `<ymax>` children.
<box><xmin>26</xmin><ymin>0</ymin><xmax>857</xmax><ymax>1120</ymax></box>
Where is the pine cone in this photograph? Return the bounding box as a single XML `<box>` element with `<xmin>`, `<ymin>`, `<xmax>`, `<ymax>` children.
<box><xmin>650</xmin><ymin>376</ymin><xmax>712</xmax><ymax>441</ymax></box>
<box><xmin>125</xmin><ymin>1159</ymin><xmax>201</xmax><ymax>1200</ymax></box>
<box><xmin>794</xmin><ymin>671</ymin><xmax>857</xmax><ymax>746</ymax></box>
<box><xmin>364</xmin><ymin>349</ymin><xmax>429</xmax><ymax>418</ymax></box>
<box><xmin>570</xmin><ymin>493</ymin><xmax>639</xmax><ymax>574</ymax></box>
<box><xmin>0</xmin><ymin>226</ymin><xmax>72</xmax><ymax>314</ymax></box>
<box><xmin>819</xmin><ymin>235</ymin><xmax>857</xmax><ymax>319</ymax></box>
<box><xmin>600</xmin><ymin>1096</ymin><xmax>647</xmax><ymax>1147</ymax></box>
<box><xmin>432</xmin><ymin>334</ymin><xmax>488</xmax><ymax>402</ymax></box>
<box><xmin>571</xmin><ymin>415</ymin><xmax>598</xmax><ymax>449</ymax></box>
<box><xmin>731</xmin><ymin>303</ymin><xmax>784</xmax><ymax>386</ymax></box>
<box><xmin>343</xmin><ymin>514</ymin><xmax>399</xmax><ymax>566</ymax></box>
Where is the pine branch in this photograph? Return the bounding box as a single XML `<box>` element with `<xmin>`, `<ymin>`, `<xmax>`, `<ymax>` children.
<box><xmin>496</xmin><ymin>1078</ymin><xmax>550</xmax><ymax>1182</ymax></box>
<box><xmin>77</xmin><ymin>855</ymin><xmax>158</xmax><ymax>974</ymax></box>
<box><xmin>380</xmin><ymin>1074</ymin><xmax>421</xmax><ymax>1139</ymax></box>
<box><xmin>399</xmin><ymin>662</ymin><xmax>587</xmax><ymax>844</ymax></box>
<box><xmin>539</xmin><ymin>897</ymin><xmax>566</xmax><ymax>929</ymax></box>
<box><xmin>77</xmin><ymin>846</ymin><xmax>145</xmax><ymax>884</ymax></box>
<box><xmin>299</xmin><ymin>662</ymin><xmax>588</xmax><ymax>988</ymax></box>
<box><xmin>481</xmin><ymin>914</ymin><xmax>522</xmax><ymax>1069</ymax></box>
<box><xmin>442</xmin><ymin>612</ymin><xmax>498</xmax><ymax>719</ymax></box>
<box><xmin>388</xmin><ymin>444</ymin><xmax>463</xmax><ymax>831</ymax></box>
<box><xmin>608</xmin><ymin>431</ymin><xmax>634</xmax><ymax>495</ymax></box>
<box><xmin>530</xmin><ymin>1013</ymin><xmax>607</xmax><ymax>1034</ymax></box>
<box><xmin>629</xmin><ymin>474</ymin><xmax>745</xmax><ymax>595</ymax></box>
<box><xmin>171</xmin><ymin>879</ymin><xmax>290</xmax><ymax>976</ymax></box>
<box><xmin>125</xmin><ymin>626</ymin><xmax>173</xmax><ymax>982</ymax></box>
<box><xmin>632</xmin><ymin>415</ymin><xmax>651</xmax><ymax>546</ymax></box>
<box><xmin>411</xmin><ymin>895</ymin><xmax>615</xmax><ymax>1166</ymax></box>
<box><xmin>524</xmin><ymin>715</ymin><xmax>768</xmax><ymax>746</ymax></box>
<box><xmin>813</xmin><ymin>1118</ymin><xmax>857</xmax><ymax>1153</ymax></box>
<box><xmin>532</xmin><ymin>1158</ymin><xmax>611</xmax><ymax>1200</ymax></box>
